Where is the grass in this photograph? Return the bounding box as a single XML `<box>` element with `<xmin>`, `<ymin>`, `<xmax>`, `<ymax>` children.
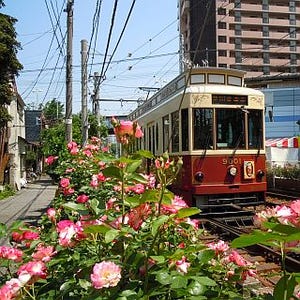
<box><xmin>0</xmin><ymin>185</ymin><xmax>15</xmax><ymax>200</ymax></box>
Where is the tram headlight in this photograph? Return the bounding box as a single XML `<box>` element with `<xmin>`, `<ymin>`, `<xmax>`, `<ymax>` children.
<box><xmin>194</xmin><ymin>171</ymin><xmax>204</xmax><ymax>182</ymax></box>
<box><xmin>257</xmin><ymin>170</ymin><xmax>265</xmax><ymax>178</ymax></box>
<box><xmin>228</xmin><ymin>165</ymin><xmax>237</xmax><ymax>177</ymax></box>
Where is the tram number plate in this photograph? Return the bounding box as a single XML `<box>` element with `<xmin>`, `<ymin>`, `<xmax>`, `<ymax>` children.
<box><xmin>222</xmin><ymin>158</ymin><xmax>242</xmax><ymax>165</ymax></box>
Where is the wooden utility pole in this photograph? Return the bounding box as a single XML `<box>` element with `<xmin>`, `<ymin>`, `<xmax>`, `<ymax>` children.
<box><xmin>93</xmin><ymin>72</ymin><xmax>101</xmax><ymax>135</ymax></box>
<box><xmin>65</xmin><ymin>0</ymin><xmax>74</xmax><ymax>143</ymax></box>
<box><xmin>81</xmin><ymin>39</ymin><xmax>88</xmax><ymax>146</ymax></box>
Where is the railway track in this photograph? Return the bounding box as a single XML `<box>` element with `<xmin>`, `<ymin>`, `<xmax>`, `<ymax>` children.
<box><xmin>197</xmin><ymin>213</ymin><xmax>300</xmax><ymax>297</ymax></box>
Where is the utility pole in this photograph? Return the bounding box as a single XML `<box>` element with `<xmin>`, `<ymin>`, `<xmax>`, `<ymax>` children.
<box><xmin>65</xmin><ymin>0</ymin><xmax>74</xmax><ymax>143</ymax></box>
<box><xmin>81</xmin><ymin>39</ymin><xmax>88</xmax><ymax>146</ymax></box>
<box><xmin>93</xmin><ymin>72</ymin><xmax>101</xmax><ymax>136</ymax></box>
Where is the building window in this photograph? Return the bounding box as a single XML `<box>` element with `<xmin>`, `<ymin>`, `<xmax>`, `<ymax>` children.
<box><xmin>290</xmin><ymin>14</ymin><xmax>296</xmax><ymax>25</ymax></box>
<box><xmin>235</xmin><ymin>24</ymin><xmax>241</xmax><ymax>35</ymax></box>
<box><xmin>290</xmin><ymin>40</ymin><xmax>296</xmax><ymax>51</ymax></box>
<box><xmin>235</xmin><ymin>51</ymin><xmax>242</xmax><ymax>63</ymax></box>
<box><xmin>263</xmin><ymin>39</ymin><xmax>269</xmax><ymax>50</ymax></box>
<box><xmin>235</xmin><ymin>38</ymin><xmax>241</xmax><ymax>50</ymax></box>
<box><xmin>262</xmin><ymin>0</ymin><xmax>268</xmax><ymax>10</ymax></box>
<box><xmin>235</xmin><ymin>11</ymin><xmax>241</xmax><ymax>22</ymax></box>
<box><xmin>218</xmin><ymin>7</ymin><xmax>226</xmax><ymax>15</ymax></box>
<box><xmin>262</xmin><ymin>26</ymin><xmax>269</xmax><ymax>37</ymax></box>
<box><xmin>290</xmin><ymin>53</ymin><xmax>297</xmax><ymax>65</ymax></box>
<box><xmin>263</xmin><ymin>52</ymin><xmax>270</xmax><ymax>64</ymax></box>
<box><xmin>218</xmin><ymin>21</ymin><xmax>226</xmax><ymax>29</ymax></box>
<box><xmin>234</xmin><ymin>0</ymin><xmax>241</xmax><ymax>8</ymax></box>
<box><xmin>218</xmin><ymin>35</ymin><xmax>227</xmax><ymax>43</ymax></box>
<box><xmin>218</xmin><ymin>63</ymin><xmax>227</xmax><ymax>68</ymax></box>
<box><xmin>218</xmin><ymin>50</ymin><xmax>227</xmax><ymax>57</ymax></box>
<box><xmin>263</xmin><ymin>66</ymin><xmax>270</xmax><ymax>75</ymax></box>
<box><xmin>290</xmin><ymin>27</ymin><xmax>296</xmax><ymax>38</ymax></box>
<box><xmin>262</xmin><ymin>12</ymin><xmax>269</xmax><ymax>23</ymax></box>
<box><xmin>289</xmin><ymin>1</ymin><xmax>296</xmax><ymax>12</ymax></box>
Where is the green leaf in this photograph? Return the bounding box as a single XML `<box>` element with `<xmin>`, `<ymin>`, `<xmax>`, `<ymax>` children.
<box><xmin>264</xmin><ymin>222</ymin><xmax>300</xmax><ymax>235</ymax></box>
<box><xmin>140</xmin><ymin>190</ymin><xmax>161</xmax><ymax>203</ymax></box>
<box><xmin>125</xmin><ymin>195</ymin><xmax>141</xmax><ymax>207</ymax></box>
<box><xmin>161</xmin><ymin>191</ymin><xmax>174</xmax><ymax>205</ymax></box>
<box><xmin>78</xmin><ymin>279</ymin><xmax>91</xmax><ymax>290</ymax></box>
<box><xmin>176</xmin><ymin>207</ymin><xmax>201</xmax><ymax>218</ymax></box>
<box><xmin>231</xmin><ymin>230</ymin><xmax>279</xmax><ymax>248</ymax></box>
<box><xmin>125</xmin><ymin>160</ymin><xmax>142</xmax><ymax>174</ymax></box>
<box><xmin>119</xmin><ymin>290</ymin><xmax>138</xmax><ymax>297</ymax></box>
<box><xmin>128</xmin><ymin>173</ymin><xmax>149</xmax><ymax>184</ymax></box>
<box><xmin>105</xmin><ymin>229</ymin><xmax>119</xmax><ymax>243</ymax></box>
<box><xmin>188</xmin><ymin>280</ymin><xmax>207</xmax><ymax>296</ymax></box>
<box><xmin>136</xmin><ymin>149</ymin><xmax>154</xmax><ymax>159</ymax></box>
<box><xmin>155</xmin><ymin>271</ymin><xmax>172</xmax><ymax>285</ymax></box>
<box><xmin>192</xmin><ymin>276</ymin><xmax>217</xmax><ymax>286</ymax></box>
<box><xmin>0</xmin><ymin>223</ymin><xmax>7</xmax><ymax>238</ymax></box>
<box><xmin>102</xmin><ymin>166</ymin><xmax>122</xmax><ymax>180</ymax></box>
<box><xmin>151</xmin><ymin>215</ymin><xmax>169</xmax><ymax>236</ymax></box>
<box><xmin>273</xmin><ymin>275</ymin><xmax>296</xmax><ymax>300</ymax></box>
<box><xmin>150</xmin><ymin>256</ymin><xmax>165</xmax><ymax>264</ymax></box>
<box><xmin>89</xmin><ymin>199</ymin><xmax>102</xmax><ymax>215</ymax></box>
<box><xmin>170</xmin><ymin>275</ymin><xmax>188</xmax><ymax>289</ymax></box>
<box><xmin>62</xmin><ymin>202</ymin><xmax>87</xmax><ymax>212</ymax></box>
<box><xmin>84</xmin><ymin>224</ymin><xmax>110</xmax><ymax>234</ymax></box>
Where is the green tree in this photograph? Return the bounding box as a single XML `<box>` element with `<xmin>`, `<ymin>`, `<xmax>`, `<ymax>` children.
<box><xmin>0</xmin><ymin>1</ymin><xmax>23</xmax><ymax>128</ymax></box>
<box><xmin>42</xmin><ymin>98</ymin><xmax>64</xmax><ymax>122</ymax></box>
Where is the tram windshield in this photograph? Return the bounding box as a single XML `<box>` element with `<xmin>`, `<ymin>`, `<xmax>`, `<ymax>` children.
<box><xmin>193</xmin><ymin>108</ymin><xmax>263</xmax><ymax>150</ymax></box>
<box><xmin>216</xmin><ymin>109</ymin><xmax>245</xmax><ymax>149</ymax></box>
<box><xmin>193</xmin><ymin>108</ymin><xmax>213</xmax><ymax>150</ymax></box>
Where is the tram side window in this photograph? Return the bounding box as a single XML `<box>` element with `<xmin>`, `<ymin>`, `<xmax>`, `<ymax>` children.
<box><xmin>181</xmin><ymin>109</ymin><xmax>189</xmax><ymax>151</ymax></box>
<box><xmin>193</xmin><ymin>108</ymin><xmax>213</xmax><ymax>150</ymax></box>
<box><xmin>163</xmin><ymin>115</ymin><xmax>170</xmax><ymax>152</ymax></box>
<box><xmin>216</xmin><ymin>109</ymin><xmax>245</xmax><ymax>149</ymax></box>
<box><xmin>148</xmin><ymin>127</ymin><xmax>152</xmax><ymax>152</ymax></box>
<box><xmin>248</xmin><ymin>110</ymin><xmax>263</xmax><ymax>149</ymax></box>
<box><xmin>171</xmin><ymin>111</ymin><xmax>179</xmax><ymax>153</ymax></box>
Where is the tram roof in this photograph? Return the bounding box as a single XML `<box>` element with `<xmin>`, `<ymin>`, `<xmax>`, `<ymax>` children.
<box><xmin>129</xmin><ymin>67</ymin><xmax>262</xmax><ymax>120</ymax></box>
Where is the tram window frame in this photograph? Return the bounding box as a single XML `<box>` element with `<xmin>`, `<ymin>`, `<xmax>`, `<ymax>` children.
<box><xmin>162</xmin><ymin>115</ymin><xmax>170</xmax><ymax>152</ymax></box>
<box><xmin>190</xmin><ymin>74</ymin><xmax>205</xmax><ymax>84</ymax></box>
<box><xmin>216</xmin><ymin>108</ymin><xmax>246</xmax><ymax>149</ymax></box>
<box><xmin>208</xmin><ymin>74</ymin><xmax>225</xmax><ymax>84</ymax></box>
<box><xmin>181</xmin><ymin>109</ymin><xmax>189</xmax><ymax>151</ymax></box>
<box><xmin>193</xmin><ymin>108</ymin><xmax>213</xmax><ymax>150</ymax></box>
<box><xmin>171</xmin><ymin>111</ymin><xmax>179</xmax><ymax>153</ymax></box>
<box><xmin>148</xmin><ymin>127</ymin><xmax>152</xmax><ymax>152</ymax></box>
<box><xmin>248</xmin><ymin>109</ymin><xmax>263</xmax><ymax>149</ymax></box>
<box><xmin>228</xmin><ymin>76</ymin><xmax>242</xmax><ymax>86</ymax></box>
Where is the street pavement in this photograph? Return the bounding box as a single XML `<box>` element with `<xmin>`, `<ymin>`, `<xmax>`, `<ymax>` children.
<box><xmin>0</xmin><ymin>175</ymin><xmax>57</xmax><ymax>245</ymax></box>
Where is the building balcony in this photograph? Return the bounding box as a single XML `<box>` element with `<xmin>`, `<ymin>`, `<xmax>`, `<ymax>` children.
<box><xmin>269</xmin><ymin>58</ymin><xmax>291</xmax><ymax>65</ymax></box>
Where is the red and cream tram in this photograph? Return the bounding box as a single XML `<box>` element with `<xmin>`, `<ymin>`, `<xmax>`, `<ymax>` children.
<box><xmin>129</xmin><ymin>67</ymin><xmax>266</xmax><ymax>211</ymax></box>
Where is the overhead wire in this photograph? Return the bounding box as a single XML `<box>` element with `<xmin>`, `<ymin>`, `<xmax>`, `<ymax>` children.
<box><xmin>21</xmin><ymin>0</ymin><xmax>66</xmax><ymax>102</ymax></box>
<box><xmin>98</xmin><ymin>0</ymin><xmax>119</xmax><ymax>81</ymax></box>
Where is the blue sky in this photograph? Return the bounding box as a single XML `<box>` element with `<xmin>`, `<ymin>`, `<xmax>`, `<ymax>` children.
<box><xmin>2</xmin><ymin>0</ymin><xmax>180</xmax><ymax>115</ymax></box>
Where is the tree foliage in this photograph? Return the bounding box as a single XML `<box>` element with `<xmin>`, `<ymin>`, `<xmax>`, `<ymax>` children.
<box><xmin>41</xmin><ymin>113</ymin><xmax>108</xmax><ymax>158</ymax></box>
<box><xmin>0</xmin><ymin>2</ymin><xmax>23</xmax><ymax>127</ymax></box>
<box><xmin>42</xmin><ymin>98</ymin><xmax>64</xmax><ymax>121</ymax></box>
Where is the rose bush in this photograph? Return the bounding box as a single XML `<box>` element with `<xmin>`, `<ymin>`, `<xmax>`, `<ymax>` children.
<box><xmin>232</xmin><ymin>201</ymin><xmax>300</xmax><ymax>300</ymax></box>
<box><xmin>0</xmin><ymin>118</ymin><xmax>297</xmax><ymax>299</ymax></box>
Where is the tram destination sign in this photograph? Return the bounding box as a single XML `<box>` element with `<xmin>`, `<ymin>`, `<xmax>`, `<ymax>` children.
<box><xmin>212</xmin><ymin>94</ymin><xmax>248</xmax><ymax>105</ymax></box>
